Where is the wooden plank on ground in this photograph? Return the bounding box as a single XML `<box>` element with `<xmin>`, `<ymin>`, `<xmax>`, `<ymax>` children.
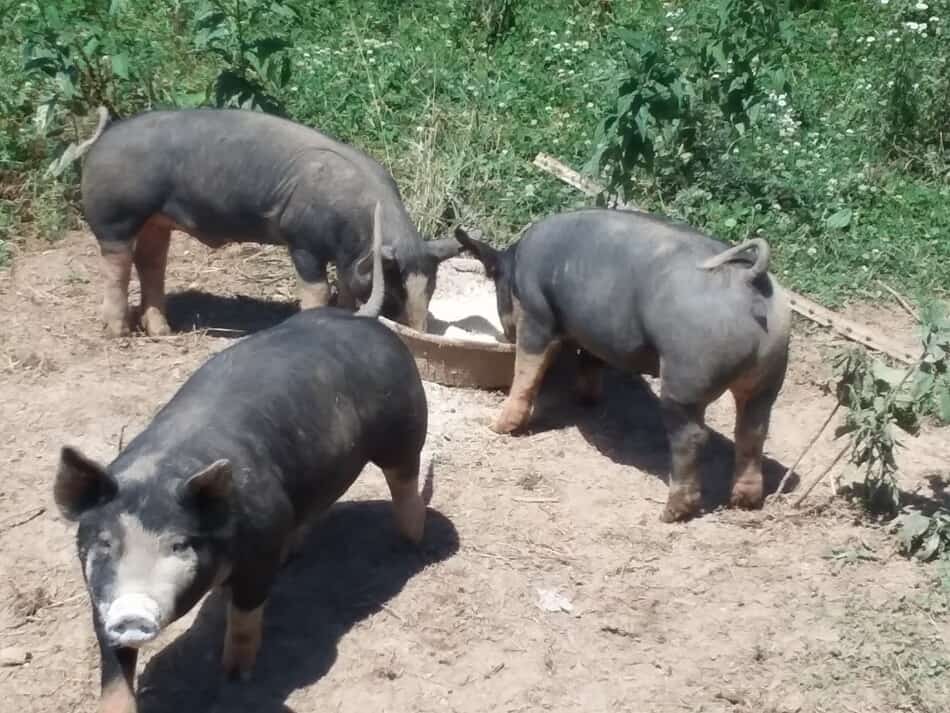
<box><xmin>531</xmin><ymin>152</ymin><xmax>918</xmax><ymax>364</ymax></box>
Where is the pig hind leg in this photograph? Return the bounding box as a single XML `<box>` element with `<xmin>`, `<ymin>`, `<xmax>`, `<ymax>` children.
<box><xmin>382</xmin><ymin>454</ymin><xmax>426</xmax><ymax>545</ymax></box>
<box><xmin>100</xmin><ymin>243</ymin><xmax>134</xmax><ymax>338</ymax></box>
<box><xmin>91</xmin><ymin>212</ymin><xmax>152</xmax><ymax>338</ymax></box>
<box><xmin>290</xmin><ymin>248</ymin><xmax>330</xmax><ymax>310</ymax></box>
<box><xmin>658</xmin><ymin>395</ymin><xmax>708</xmax><ymax>523</ymax></box>
<box><xmin>133</xmin><ymin>221</ymin><xmax>172</xmax><ymax>336</ymax></box>
<box><xmin>493</xmin><ymin>315</ymin><xmax>560</xmax><ymax>434</ymax></box>
<box><xmin>729</xmin><ymin>385</ymin><xmax>779</xmax><ymax>509</ymax></box>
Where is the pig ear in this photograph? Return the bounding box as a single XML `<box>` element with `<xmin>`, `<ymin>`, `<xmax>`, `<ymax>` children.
<box><xmin>425</xmin><ymin>237</ymin><xmax>462</xmax><ymax>262</ymax></box>
<box><xmin>181</xmin><ymin>460</ymin><xmax>232</xmax><ymax>505</ymax></box>
<box><xmin>454</xmin><ymin>227</ymin><xmax>500</xmax><ymax>277</ymax></box>
<box><xmin>355</xmin><ymin>245</ymin><xmax>396</xmax><ymax>279</ymax></box>
<box><xmin>55</xmin><ymin>447</ymin><xmax>117</xmax><ymax>521</ymax></box>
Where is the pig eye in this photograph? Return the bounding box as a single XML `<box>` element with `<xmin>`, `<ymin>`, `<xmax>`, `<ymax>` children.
<box><xmin>170</xmin><ymin>539</ymin><xmax>191</xmax><ymax>554</ymax></box>
<box><xmin>96</xmin><ymin>533</ymin><xmax>113</xmax><ymax>550</ymax></box>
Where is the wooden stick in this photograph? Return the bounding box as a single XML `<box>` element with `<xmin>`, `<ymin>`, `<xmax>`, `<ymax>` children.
<box><xmin>792</xmin><ymin>440</ymin><xmax>850</xmax><ymax>508</ymax></box>
<box><xmin>0</xmin><ymin>507</ymin><xmax>45</xmax><ymax>533</ymax></box>
<box><xmin>532</xmin><ymin>153</ymin><xmax>918</xmax><ymax>364</ymax></box>
<box><xmin>532</xmin><ymin>153</ymin><xmax>640</xmax><ymax>211</ymax></box>
<box><xmin>769</xmin><ymin>402</ymin><xmax>840</xmax><ymax>501</ymax></box>
<box><xmin>877</xmin><ymin>280</ymin><xmax>919</xmax><ymax>321</ymax></box>
<box><xmin>785</xmin><ymin>292</ymin><xmax>917</xmax><ymax>363</ymax></box>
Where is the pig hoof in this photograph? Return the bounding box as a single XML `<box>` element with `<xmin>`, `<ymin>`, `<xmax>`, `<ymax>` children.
<box><xmin>729</xmin><ymin>484</ymin><xmax>764</xmax><ymax>510</ymax></box>
<box><xmin>104</xmin><ymin>320</ymin><xmax>131</xmax><ymax>338</ymax></box>
<box><xmin>660</xmin><ymin>492</ymin><xmax>701</xmax><ymax>523</ymax></box>
<box><xmin>142</xmin><ymin>315</ymin><xmax>171</xmax><ymax>337</ymax></box>
<box><xmin>490</xmin><ymin>406</ymin><xmax>530</xmax><ymax>434</ymax></box>
<box><xmin>222</xmin><ymin>667</ymin><xmax>252</xmax><ymax>684</ymax></box>
<box><xmin>221</xmin><ymin>655</ymin><xmax>254</xmax><ymax>683</ymax></box>
<box><xmin>490</xmin><ymin>416</ymin><xmax>521</xmax><ymax>435</ymax></box>
<box><xmin>139</xmin><ymin>306</ymin><xmax>171</xmax><ymax>337</ymax></box>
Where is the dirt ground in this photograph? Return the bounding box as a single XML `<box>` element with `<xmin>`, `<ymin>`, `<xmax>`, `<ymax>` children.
<box><xmin>2</xmin><ymin>232</ymin><xmax>949</xmax><ymax>713</ymax></box>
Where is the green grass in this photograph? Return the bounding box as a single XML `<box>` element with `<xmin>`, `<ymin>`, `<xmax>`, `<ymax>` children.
<box><xmin>1</xmin><ymin>0</ymin><xmax>948</xmax><ymax>305</ymax></box>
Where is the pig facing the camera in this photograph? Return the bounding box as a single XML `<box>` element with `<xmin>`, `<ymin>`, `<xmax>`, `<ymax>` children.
<box><xmin>55</xmin><ymin>205</ymin><xmax>429</xmax><ymax>713</ymax></box>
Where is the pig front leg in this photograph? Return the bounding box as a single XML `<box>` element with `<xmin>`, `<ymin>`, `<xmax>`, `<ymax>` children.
<box><xmin>492</xmin><ymin>316</ymin><xmax>559</xmax><ymax>434</ymax></box>
<box><xmin>574</xmin><ymin>349</ymin><xmax>605</xmax><ymax>405</ymax></box>
<box><xmin>659</xmin><ymin>397</ymin><xmax>707</xmax><ymax>522</ymax></box>
<box><xmin>290</xmin><ymin>248</ymin><xmax>330</xmax><ymax>310</ymax></box>
<box><xmin>222</xmin><ymin>600</ymin><xmax>265</xmax><ymax>682</ymax></box>
<box><xmin>133</xmin><ymin>222</ymin><xmax>172</xmax><ymax>337</ymax></box>
<box><xmin>222</xmin><ymin>555</ymin><xmax>282</xmax><ymax>681</ymax></box>
<box><xmin>100</xmin><ymin>244</ymin><xmax>133</xmax><ymax>338</ymax></box>
<box><xmin>96</xmin><ymin>625</ymin><xmax>139</xmax><ymax>713</ymax></box>
<box><xmin>336</xmin><ymin>278</ymin><xmax>357</xmax><ymax>311</ymax></box>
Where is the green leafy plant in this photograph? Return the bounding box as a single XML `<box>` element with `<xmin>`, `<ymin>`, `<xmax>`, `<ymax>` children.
<box><xmin>916</xmin><ymin>302</ymin><xmax>950</xmax><ymax>422</ymax></box>
<box><xmin>466</xmin><ymin>0</ymin><xmax>517</xmax><ymax>46</ymax></box>
<box><xmin>877</xmin><ymin>0</ymin><xmax>950</xmax><ymax>169</ymax></box>
<box><xmin>2</xmin><ymin>0</ymin><xmax>950</xmax><ymax>297</ymax></box>
<box><xmin>20</xmin><ymin>0</ymin><xmax>144</xmax><ymax>129</ymax></box>
<box><xmin>192</xmin><ymin>0</ymin><xmax>300</xmax><ymax>113</ymax></box>
<box><xmin>589</xmin><ymin>0</ymin><xmax>793</xmax><ymax>201</ymax></box>
<box><xmin>835</xmin><ymin>301</ymin><xmax>950</xmax><ymax>552</ymax></box>
<box><xmin>834</xmin><ymin>349</ymin><xmax>911</xmax><ymax>513</ymax></box>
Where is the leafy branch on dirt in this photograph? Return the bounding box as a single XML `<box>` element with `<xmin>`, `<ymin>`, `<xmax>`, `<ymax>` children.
<box><xmin>833</xmin><ymin>301</ymin><xmax>950</xmax><ymax>560</ymax></box>
<box><xmin>895</xmin><ymin>509</ymin><xmax>950</xmax><ymax>562</ymax></box>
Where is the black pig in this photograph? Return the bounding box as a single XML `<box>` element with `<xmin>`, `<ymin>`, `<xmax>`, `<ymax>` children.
<box><xmin>72</xmin><ymin>107</ymin><xmax>460</xmax><ymax>337</ymax></box>
<box><xmin>54</xmin><ymin>204</ymin><xmax>429</xmax><ymax>713</ymax></box>
<box><xmin>456</xmin><ymin>208</ymin><xmax>791</xmax><ymax>523</ymax></box>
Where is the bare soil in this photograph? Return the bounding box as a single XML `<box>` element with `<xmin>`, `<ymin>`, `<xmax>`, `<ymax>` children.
<box><xmin>1</xmin><ymin>232</ymin><xmax>949</xmax><ymax>713</ymax></box>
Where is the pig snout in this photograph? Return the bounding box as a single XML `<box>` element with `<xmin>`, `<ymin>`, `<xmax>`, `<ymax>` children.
<box><xmin>103</xmin><ymin>593</ymin><xmax>162</xmax><ymax>648</ymax></box>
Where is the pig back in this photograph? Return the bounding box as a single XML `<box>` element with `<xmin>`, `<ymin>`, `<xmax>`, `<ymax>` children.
<box><xmin>125</xmin><ymin>308</ymin><xmax>427</xmax><ymax>516</ymax></box>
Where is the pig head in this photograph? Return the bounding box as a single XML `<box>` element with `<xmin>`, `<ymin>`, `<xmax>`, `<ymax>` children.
<box><xmin>55</xmin><ymin>448</ymin><xmax>234</xmax><ymax>648</ymax></box>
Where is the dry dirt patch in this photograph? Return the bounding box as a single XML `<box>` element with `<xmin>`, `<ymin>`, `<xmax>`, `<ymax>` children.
<box><xmin>1</xmin><ymin>232</ymin><xmax>949</xmax><ymax>713</ymax></box>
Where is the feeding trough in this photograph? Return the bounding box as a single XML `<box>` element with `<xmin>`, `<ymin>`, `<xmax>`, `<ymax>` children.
<box><xmin>379</xmin><ymin>257</ymin><xmax>515</xmax><ymax>389</ymax></box>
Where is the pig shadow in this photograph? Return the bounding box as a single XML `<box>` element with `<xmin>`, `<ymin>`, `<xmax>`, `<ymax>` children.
<box><xmin>528</xmin><ymin>350</ymin><xmax>798</xmax><ymax>511</ymax></box>
<box><xmin>137</xmin><ymin>499</ymin><xmax>459</xmax><ymax>713</ymax></box>
<box><xmin>166</xmin><ymin>290</ymin><xmax>297</xmax><ymax>337</ymax></box>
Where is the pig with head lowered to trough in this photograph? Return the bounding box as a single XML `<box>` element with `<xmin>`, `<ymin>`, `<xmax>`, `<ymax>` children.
<box><xmin>53</xmin><ymin>204</ymin><xmax>430</xmax><ymax>713</ymax></box>
<box><xmin>455</xmin><ymin>208</ymin><xmax>791</xmax><ymax>523</ymax></box>
<box><xmin>72</xmin><ymin>106</ymin><xmax>460</xmax><ymax>337</ymax></box>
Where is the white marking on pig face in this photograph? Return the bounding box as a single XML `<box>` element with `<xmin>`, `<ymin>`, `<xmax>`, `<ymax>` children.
<box><xmin>404</xmin><ymin>272</ymin><xmax>434</xmax><ymax>332</ymax></box>
<box><xmin>92</xmin><ymin>514</ymin><xmax>201</xmax><ymax>649</ymax></box>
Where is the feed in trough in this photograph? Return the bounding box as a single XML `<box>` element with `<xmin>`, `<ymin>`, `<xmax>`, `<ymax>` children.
<box><xmin>376</xmin><ymin>257</ymin><xmax>515</xmax><ymax>389</ymax></box>
<box><xmin>425</xmin><ymin>258</ymin><xmax>506</xmax><ymax>345</ymax></box>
